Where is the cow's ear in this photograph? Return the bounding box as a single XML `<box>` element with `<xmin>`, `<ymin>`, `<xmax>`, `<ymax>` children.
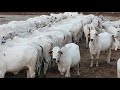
<box><xmin>112</xmin><ymin>35</ymin><xmax>115</xmax><ymax>42</ymax></box>
<box><xmin>88</xmin><ymin>27</ymin><xmax>90</xmax><ymax>31</ymax></box>
<box><xmin>96</xmin><ymin>33</ymin><xmax>98</xmax><ymax>36</ymax></box>
<box><xmin>49</xmin><ymin>51</ymin><xmax>53</xmax><ymax>55</ymax></box>
<box><xmin>58</xmin><ymin>51</ymin><xmax>63</xmax><ymax>55</ymax></box>
<box><xmin>9</xmin><ymin>33</ymin><xmax>12</xmax><ymax>35</ymax></box>
<box><xmin>88</xmin><ymin>34</ymin><xmax>90</xmax><ymax>36</ymax></box>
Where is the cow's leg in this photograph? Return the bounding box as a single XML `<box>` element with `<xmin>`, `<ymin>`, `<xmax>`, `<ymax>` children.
<box><xmin>59</xmin><ymin>68</ymin><xmax>65</xmax><ymax>78</ymax></box>
<box><xmin>117</xmin><ymin>68</ymin><xmax>120</xmax><ymax>78</ymax></box>
<box><xmin>77</xmin><ymin>63</ymin><xmax>80</xmax><ymax>76</ymax></box>
<box><xmin>82</xmin><ymin>31</ymin><xmax>85</xmax><ymax>39</ymax></box>
<box><xmin>60</xmin><ymin>72</ymin><xmax>64</xmax><ymax>78</ymax></box>
<box><xmin>106</xmin><ymin>49</ymin><xmax>111</xmax><ymax>63</ymax></box>
<box><xmin>0</xmin><ymin>63</ymin><xmax>6</xmax><ymax>78</ymax></box>
<box><xmin>79</xmin><ymin>32</ymin><xmax>82</xmax><ymax>43</ymax></box>
<box><xmin>118</xmin><ymin>41</ymin><xmax>120</xmax><ymax>49</ymax></box>
<box><xmin>90</xmin><ymin>54</ymin><xmax>94</xmax><ymax>67</ymax></box>
<box><xmin>51</xmin><ymin>61</ymin><xmax>55</xmax><ymax>68</ymax></box>
<box><xmin>48</xmin><ymin>60</ymin><xmax>52</xmax><ymax>68</ymax></box>
<box><xmin>86</xmin><ymin>36</ymin><xmax>89</xmax><ymax>49</ymax></box>
<box><xmin>105</xmin><ymin>50</ymin><xmax>108</xmax><ymax>62</ymax></box>
<box><xmin>28</xmin><ymin>67</ymin><xmax>35</xmax><ymax>78</ymax></box>
<box><xmin>79</xmin><ymin>32</ymin><xmax>83</xmax><ymax>43</ymax></box>
<box><xmin>26</xmin><ymin>69</ymin><xmax>30</xmax><ymax>78</ymax></box>
<box><xmin>0</xmin><ymin>71</ymin><xmax>5</xmax><ymax>78</ymax></box>
<box><xmin>65</xmin><ymin>66</ymin><xmax>70</xmax><ymax>78</ymax></box>
<box><xmin>43</xmin><ymin>62</ymin><xmax>49</xmax><ymax>76</ymax></box>
<box><xmin>96</xmin><ymin>51</ymin><xmax>100</xmax><ymax>67</ymax></box>
<box><xmin>72</xmin><ymin>35</ymin><xmax>74</xmax><ymax>43</ymax></box>
<box><xmin>13</xmin><ymin>71</ymin><xmax>19</xmax><ymax>75</ymax></box>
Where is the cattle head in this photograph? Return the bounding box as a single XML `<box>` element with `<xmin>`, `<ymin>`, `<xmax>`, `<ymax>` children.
<box><xmin>49</xmin><ymin>46</ymin><xmax>62</xmax><ymax>63</ymax></box>
<box><xmin>114</xmin><ymin>29</ymin><xmax>120</xmax><ymax>40</ymax></box>
<box><xmin>90</xmin><ymin>30</ymin><xmax>98</xmax><ymax>42</ymax></box>
<box><xmin>74</xmin><ymin>39</ymin><xmax>78</xmax><ymax>44</ymax></box>
<box><xmin>99</xmin><ymin>15</ymin><xmax>106</xmax><ymax>21</ymax></box>
<box><xmin>80</xmin><ymin>12</ymin><xmax>83</xmax><ymax>16</ymax></box>
<box><xmin>55</xmin><ymin>17</ymin><xmax>57</xmax><ymax>19</ymax></box>
<box><xmin>14</xmin><ymin>31</ymin><xmax>18</xmax><ymax>35</ymax></box>
<box><xmin>111</xmin><ymin>37</ymin><xmax>119</xmax><ymax>51</ymax></box>
<box><xmin>1</xmin><ymin>36</ymin><xmax>6</xmax><ymax>44</ymax></box>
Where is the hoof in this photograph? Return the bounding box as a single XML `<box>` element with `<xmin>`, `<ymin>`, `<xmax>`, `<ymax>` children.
<box><xmin>65</xmin><ymin>76</ymin><xmax>70</xmax><ymax>78</ymax></box>
<box><xmin>90</xmin><ymin>65</ymin><xmax>93</xmax><ymax>67</ymax></box>
<box><xmin>77</xmin><ymin>73</ymin><xmax>80</xmax><ymax>76</ymax></box>
<box><xmin>61</xmin><ymin>75</ymin><xmax>64</xmax><ymax>78</ymax></box>
<box><xmin>77</xmin><ymin>73</ymin><xmax>80</xmax><ymax>77</ymax></box>
<box><xmin>107</xmin><ymin>60</ymin><xmax>110</xmax><ymax>64</ymax></box>
<box><xmin>107</xmin><ymin>62</ymin><xmax>110</xmax><ymax>64</ymax></box>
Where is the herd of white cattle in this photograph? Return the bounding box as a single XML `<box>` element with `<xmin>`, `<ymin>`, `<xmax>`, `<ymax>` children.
<box><xmin>0</xmin><ymin>12</ymin><xmax>120</xmax><ymax>78</ymax></box>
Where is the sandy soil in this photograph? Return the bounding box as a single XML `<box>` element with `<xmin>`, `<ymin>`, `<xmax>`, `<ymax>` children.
<box><xmin>1</xmin><ymin>12</ymin><xmax>119</xmax><ymax>78</ymax></box>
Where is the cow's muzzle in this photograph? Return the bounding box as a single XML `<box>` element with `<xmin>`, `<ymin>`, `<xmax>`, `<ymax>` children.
<box><xmin>91</xmin><ymin>39</ymin><xmax>93</xmax><ymax>41</ymax></box>
<box><xmin>52</xmin><ymin>58</ymin><xmax>56</xmax><ymax>61</ymax></box>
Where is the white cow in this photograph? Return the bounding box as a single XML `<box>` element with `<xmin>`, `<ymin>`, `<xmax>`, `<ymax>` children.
<box><xmin>30</xmin><ymin>35</ymin><xmax>58</xmax><ymax>76</ymax></box>
<box><xmin>102</xmin><ymin>20</ymin><xmax>120</xmax><ymax>30</ymax></box>
<box><xmin>1</xmin><ymin>31</ymin><xmax>18</xmax><ymax>42</ymax></box>
<box><xmin>49</xmin><ymin>43</ymin><xmax>81</xmax><ymax>78</ymax></box>
<box><xmin>99</xmin><ymin>15</ymin><xmax>109</xmax><ymax>22</ymax></box>
<box><xmin>0</xmin><ymin>44</ymin><xmax>43</xmax><ymax>78</ymax></box>
<box><xmin>83</xmin><ymin>24</ymin><xmax>95</xmax><ymax>48</ymax></box>
<box><xmin>112</xmin><ymin>38</ymin><xmax>120</xmax><ymax>51</ymax></box>
<box><xmin>114</xmin><ymin>28</ymin><xmax>120</xmax><ymax>40</ymax></box>
<box><xmin>80</xmin><ymin>15</ymin><xmax>94</xmax><ymax>26</ymax></box>
<box><xmin>89</xmin><ymin>30</ymin><xmax>115</xmax><ymax>67</ymax></box>
<box><xmin>63</xmin><ymin>12</ymin><xmax>79</xmax><ymax>18</ymax></box>
<box><xmin>104</xmin><ymin>26</ymin><xmax>118</xmax><ymax>34</ymax></box>
<box><xmin>92</xmin><ymin>16</ymin><xmax>102</xmax><ymax>30</ymax></box>
<box><xmin>54</xmin><ymin>16</ymin><xmax>83</xmax><ymax>44</ymax></box>
<box><xmin>83</xmin><ymin>22</ymin><xmax>103</xmax><ymax>48</ymax></box>
<box><xmin>104</xmin><ymin>26</ymin><xmax>120</xmax><ymax>50</ymax></box>
<box><xmin>1</xmin><ymin>35</ymin><xmax>53</xmax><ymax>77</ymax></box>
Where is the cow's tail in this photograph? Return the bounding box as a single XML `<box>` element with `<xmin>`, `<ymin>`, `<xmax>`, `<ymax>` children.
<box><xmin>35</xmin><ymin>43</ymin><xmax>44</xmax><ymax>77</ymax></box>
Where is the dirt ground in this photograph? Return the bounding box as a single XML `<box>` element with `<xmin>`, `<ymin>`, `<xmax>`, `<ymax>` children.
<box><xmin>1</xmin><ymin>12</ymin><xmax>119</xmax><ymax>78</ymax></box>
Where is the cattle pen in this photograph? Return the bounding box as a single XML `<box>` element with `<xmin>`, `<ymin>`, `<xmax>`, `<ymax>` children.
<box><xmin>0</xmin><ymin>12</ymin><xmax>119</xmax><ymax>78</ymax></box>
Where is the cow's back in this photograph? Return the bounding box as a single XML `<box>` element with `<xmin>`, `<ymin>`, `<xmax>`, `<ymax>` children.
<box><xmin>98</xmin><ymin>32</ymin><xmax>113</xmax><ymax>51</ymax></box>
<box><xmin>64</xmin><ymin>43</ymin><xmax>80</xmax><ymax>67</ymax></box>
<box><xmin>0</xmin><ymin>45</ymin><xmax>37</xmax><ymax>72</ymax></box>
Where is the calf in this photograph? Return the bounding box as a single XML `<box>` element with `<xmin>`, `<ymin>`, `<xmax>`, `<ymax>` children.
<box><xmin>89</xmin><ymin>30</ymin><xmax>115</xmax><ymax>67</ymax></box>
<box><xmin>49</xmin><ymin>43</ymin><xmax>81</xmax><ymax>78</ymax></box>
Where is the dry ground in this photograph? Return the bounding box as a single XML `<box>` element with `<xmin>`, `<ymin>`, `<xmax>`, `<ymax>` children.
<box><xmin>0</xmin><ymin>12</ymin><xmax>119</xmax><ymax>78</ymax></box>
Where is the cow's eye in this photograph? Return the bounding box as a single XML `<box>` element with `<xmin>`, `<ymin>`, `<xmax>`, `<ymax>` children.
<box><xmin>118</xmin><ymin>31</ymin><xmax>120</xmax><ymax>32</ymax></box>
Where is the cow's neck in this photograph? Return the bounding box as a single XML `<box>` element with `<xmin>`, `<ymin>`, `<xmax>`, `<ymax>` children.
<box><xmin>94</xmin><ymin>36</ymin><xmax>99</xmax><ymax>47</ymax></box>
<box><xmin>59</xmin><ymin>52</ymin><xmax>67</xmax><ymax>63</ymax></box>
<box><xmin>91</xmin><ymin>36</ymin><xmax>98</xmax><ymax>49</ymax></box>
